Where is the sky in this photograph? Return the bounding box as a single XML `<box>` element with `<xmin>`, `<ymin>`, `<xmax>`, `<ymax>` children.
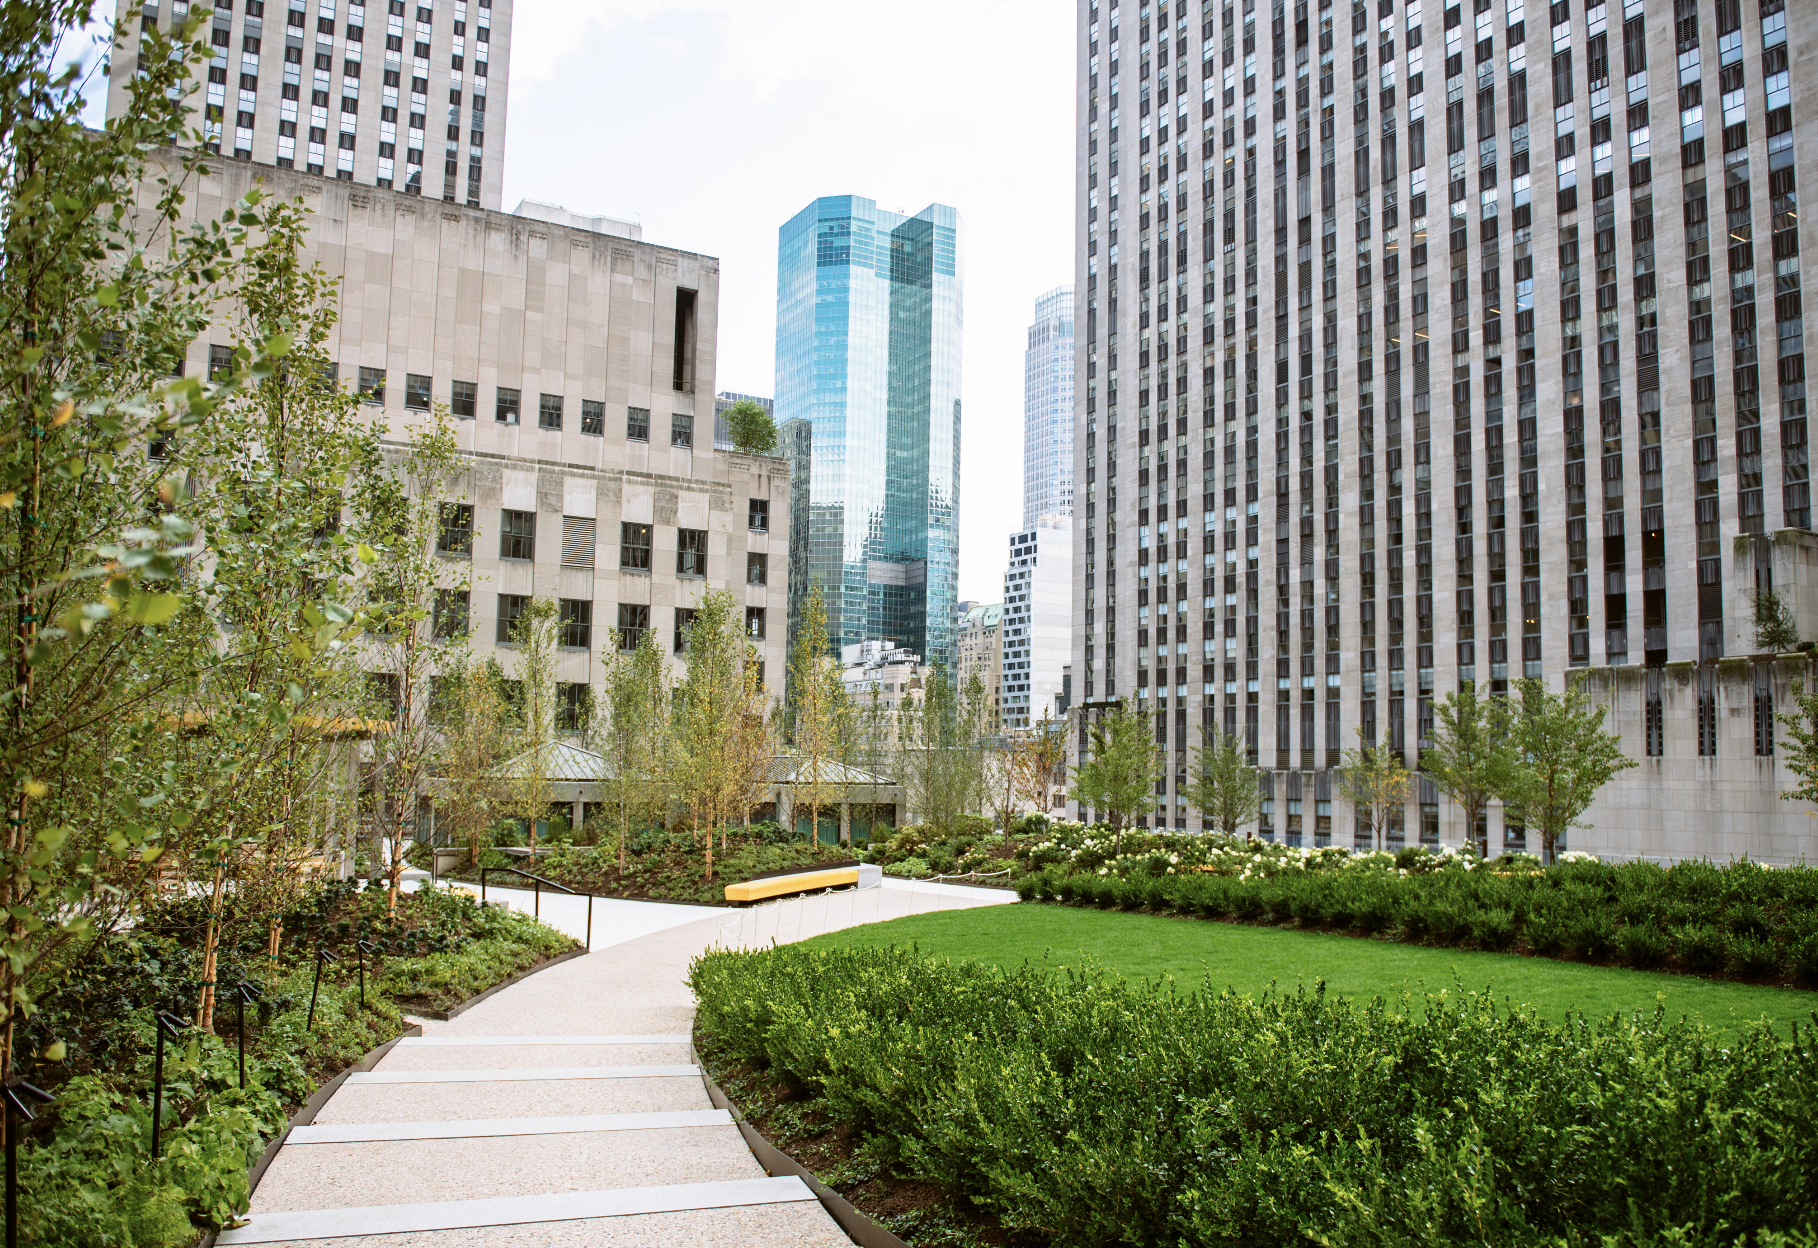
<box><xmin>76</xmin><ymin>0</ymin><xmax>1076</xmax><ymax>605</ymax></box>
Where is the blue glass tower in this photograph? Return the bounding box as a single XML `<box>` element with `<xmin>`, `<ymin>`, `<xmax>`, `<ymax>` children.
<box><xmin>776</xmin><ymin>196</ymin><xmax>962</xmax><ymax>674</ymax></box>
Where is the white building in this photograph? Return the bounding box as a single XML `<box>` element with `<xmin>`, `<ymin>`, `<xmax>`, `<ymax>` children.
<box><xmin>841</xmin><ymin>642</ymin><xmax>930</xmax><ymax>717</ymax></box>
<box><xmin>109</xmin><ymin>0</ymin><xmax>512</xmax><ymax>208</ymax></box>
<box><xmin>1023</xmin><ymin>287</ymin><xmax>1076</xmax><ymax>529</ymax></box>
<box><xmin>1000</xmin><ymin>517</ymin><xmax>1073</xmax><ymax>729</ymax></box>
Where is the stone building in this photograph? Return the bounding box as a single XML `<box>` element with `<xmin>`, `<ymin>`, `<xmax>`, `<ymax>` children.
<box><xmin>1070</xmin><ymin>0</ymin><xmax>1818</xmax><ymax>862</ymax></box>
<box><xmin>956</xmin><ymin>604</ymin><xmax>1005</xmax><ymax>724</ymax></box>
<box><xmin>155</xmin><ymin>158</ymin><xmax>791</xmax><ymax>700</ymax></box>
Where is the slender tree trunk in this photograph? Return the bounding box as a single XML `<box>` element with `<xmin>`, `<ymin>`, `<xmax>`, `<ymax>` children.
<box><xmin>267</xmin><ymin>916</ymin><xmax>283</xmax><ymax>985</ymax></box>
<box><xmin>197</xmin><ymin>851</ymin><xmax>229</xmax><ymax>1032</ymax></box>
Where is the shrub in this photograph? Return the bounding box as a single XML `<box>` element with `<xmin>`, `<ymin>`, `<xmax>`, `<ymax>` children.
<box><xmin>1469</xmin><ymin>907</ymin><xmax>1517</xmax><ymax>951</ymax></box>
<box><xmin>691</xmin><ymin>943</ymin><xmax>1818</xmax><ymax>1248</ymax></box>
<box><xmin>1617</xmin><ymin>921</ymin><xmax>1671</xmax><ymax>969</ymax></box>
<box><xmin>1729</xmin><ymin>933</ymin><xmax>1782</xmax><ymax>979</ymax></box>
<box><xmin>1522</xmin><ymin>906</ymin><xmax>1567</xmax><ymax>956</ymax></box>
<box><xmin>1677</xmin><ymin>923</ymin><xmax>1729</xmax><ymax>974</ymax></box>
<box><xmin>1794</xmin><ymin>933</ymin><xmax>1818</xmax><ymax>985</ymax></box>
<box><xmin>1566</xmin><ymin>910</ymin><xmax>1615</xmax><ymax>959</ymax></box>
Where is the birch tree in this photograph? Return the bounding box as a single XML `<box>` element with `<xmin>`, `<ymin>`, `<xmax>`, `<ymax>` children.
<box><xmin>597</xmin><ymin>627</ymin><xmax>670</xmax><ymax>869</ymax></box>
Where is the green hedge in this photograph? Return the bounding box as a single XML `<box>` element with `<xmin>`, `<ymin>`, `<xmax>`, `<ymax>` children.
<box><xmin>690</xmin><ymin>943</ymin><xmax>1818</xmax><ymax>1247</ymax></box>
<box><xmin>1015</xmin><ymin>857</ymin><xmax>1818</xmax><ymax>984</ymax></box>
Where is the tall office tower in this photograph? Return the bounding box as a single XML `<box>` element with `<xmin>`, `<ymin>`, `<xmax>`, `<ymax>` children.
<box><xmin>1072</xmin><ymin>0</ymin><xmax>1818</xmax><ymax>862</ymax></box>
<box><xmin>109</xmin><ymin>0</ymin><xmax>511</xmax><ymax>207</ymax></box>
<box><xmin>1001</xmin><ymin>517</ymin><xmax>1075</xmax><ymax>728</ymax></box>
<box><xmin>776</xmin><ymin>195</ymin><xmax>964</xmax><ymax>673</ymax></box>
<box><xmin>1025</xmin><ymin>287</ymin><xmax>1078</xmax><ymax>527</ymax></box>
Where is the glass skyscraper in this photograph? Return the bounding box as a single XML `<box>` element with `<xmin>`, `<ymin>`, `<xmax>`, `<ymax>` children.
<box><xmin>1025</xmin><ymin>287</ymin><xmax>1078</xmax><ymax>527</ymax></box>
<box><xmin>776</xmin><ymin>195</ymin><xmax>963</xmax><ymax>673</ymax></box>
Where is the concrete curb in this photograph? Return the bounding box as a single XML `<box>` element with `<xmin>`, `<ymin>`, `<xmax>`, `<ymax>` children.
<box><xmin>693</xmin><ymin>1045</ymin><xmax>910</xmax><ymax>1248</ymax></box>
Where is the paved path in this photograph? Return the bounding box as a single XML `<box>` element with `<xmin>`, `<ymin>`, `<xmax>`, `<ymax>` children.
<box><xmin>219</xmin><ymin>878</ymin><xmax>1015</xmax><ymax>1246</ymax></box>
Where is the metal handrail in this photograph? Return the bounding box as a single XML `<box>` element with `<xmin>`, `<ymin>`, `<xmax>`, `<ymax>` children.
<box><xmin>478</xmin><ymin>866</ymin><xmax>594</xmax><ymax>950</ymax></box>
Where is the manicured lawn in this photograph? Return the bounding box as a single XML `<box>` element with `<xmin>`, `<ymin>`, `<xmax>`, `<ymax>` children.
<box><xmin>805</xmin><ymin>903</ymin><xmax>1818</xmax><ymax>1041</ymax></box>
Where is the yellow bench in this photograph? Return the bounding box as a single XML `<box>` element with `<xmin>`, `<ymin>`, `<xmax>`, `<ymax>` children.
<box><xmin>724</xmin><ymin>866</ymin><xmax>860</xmax><ymax>905</ymax></box>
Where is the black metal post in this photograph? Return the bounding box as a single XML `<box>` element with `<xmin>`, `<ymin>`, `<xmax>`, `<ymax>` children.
<box><xmin>150</xmin><ymin>1018</ymin><xmax>165</xmax><ymax>1159</ymax></box>
<box><xmin>534</xmin><ymin>874</ymin><xmax>540</xmax><ymax>919</ymax></box>
<box><xmin>585</xmin><ymin>894</ymin><xmax>592</xmax><ymax>952</ymax></box>
<box><xmin>237</xmin><ymin>986</ymin><xmax>245</xmax><ymax>1089</ymax></box>
<box><xmin>357</xmin><ymin>941</ymin><xmax>364</xmax><ymax>1011</ymax></box>
<box><xmin>480</xmin><ymin>868</ymin><xmax>488</xmax><ymax>905</ymax></box>
<box><xmin>2</xmin><ymin>1080</ymin><xmax>52</xmax><ymax>1248</ymax></box>
<box><xmin>306</xmin><ymin>947</ymin><xmax>338</xmax><ymax>1030</ymax></box>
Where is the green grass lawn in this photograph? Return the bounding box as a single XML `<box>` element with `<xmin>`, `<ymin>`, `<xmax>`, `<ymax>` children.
<box><xmin>804</xmin><ymin>904</ymin><xmax>1818</xmax><ymax>1041</ymax></box>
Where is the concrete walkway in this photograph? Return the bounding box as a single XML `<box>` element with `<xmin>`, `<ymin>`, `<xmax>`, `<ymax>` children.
<box><xmin>219</xmin><ymin>879</ymin><xmax>1015</xmax><ymax>1246</ymax></box>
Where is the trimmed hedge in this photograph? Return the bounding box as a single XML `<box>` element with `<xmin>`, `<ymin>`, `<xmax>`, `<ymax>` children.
<box><xmin>690</xmin><ymin>943</ymin><xmax>1818</xmax><ymax>1247</ymax></box>
<box><xmin>1016</xmin><ymin>857</ymin><xmax>1818</xmax><ymax>984</ymax></box>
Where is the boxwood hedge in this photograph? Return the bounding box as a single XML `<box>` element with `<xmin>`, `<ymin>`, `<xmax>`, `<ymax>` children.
<box><xmin>690</xmin><ymin>942</ymin><xmax>1818</xmax><ymax>1247</ymax></box>
<box><xmin>1015</xmin><ymin>856</ymin><xmax>1818</xmax><ymax>983</ymax></box>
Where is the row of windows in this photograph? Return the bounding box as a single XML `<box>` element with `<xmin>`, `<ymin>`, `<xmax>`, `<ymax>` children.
<box><xmin>434</xmin><ymin>505</ymin><xmax>773</xmax><ymax>575</ymax></box>
<box><xmin>428</xmin><ymin>592</ymin><xmax>767</xmax><ymax>649</ymax></box>
<box><xmin>348</xmin><ymin>368</ymin><xmax>703</xmax><ymax>445</ymax></box>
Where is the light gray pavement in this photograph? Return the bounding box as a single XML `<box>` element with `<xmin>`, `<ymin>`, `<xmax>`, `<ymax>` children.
<box><xmin>221</xmin><ymin>877</ymin><xmax>1014</xmax><ymax>1245</ymax></box>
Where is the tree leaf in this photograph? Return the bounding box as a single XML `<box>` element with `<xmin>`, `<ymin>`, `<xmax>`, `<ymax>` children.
<box><xmin>125</xmin><ymin>593</ymin><xmax>182</xmax><ymax>625</ymax></box>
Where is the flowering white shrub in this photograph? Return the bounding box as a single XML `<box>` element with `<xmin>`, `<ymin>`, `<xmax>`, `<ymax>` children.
<box><xmin>1558</xmin><ymin>851</ymin><xmax>1601</xmax><ymax>864</ymax></box>
<box><xmin>1016</xmin><ymin>823</ymin><xmax>1486</xmax><ymax>880</ymax></box>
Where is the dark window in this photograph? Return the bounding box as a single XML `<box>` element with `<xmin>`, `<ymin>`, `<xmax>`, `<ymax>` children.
<box><xmin>747</xmin><ymin>552</ymin><xmax>768</xmax><ymax>585</ymax></box>
<box><xmin>677</xmin><ymin>527</ymin><xmax>707</xmax><ymax>576</ymax></box>
<box><xmin>745</xmin><ymin>607</ymin><xmax>766</xmax><ymax>639</ymax></box>
<box><xmin>627</xmin><ymin>406</ymin><xmax>650</xmax><ymax>440</ymax></box>
<box><xmin>671</xmin><ymin>412</ymin><xmax>694</xmax><ymax>448</ymax></box>
<box><xmin>208</xmin><ymin>344</ymin><xmax>234</xmax><ymax>380</ymax></box>
<box><xmin>433</xmin><ymin>588</ymin><xmax>468</xmax><ymax>638</ymax></box>
<box><xmin>357</xmin><ymin>366</ymin><xmax>386</xmax><ymax>403</ymax></box>
<box><xmin>495</xmin><ymin>386</ymin><xmax>520</xmax><ymax>424</ymax></box>
<box><xmin>496</xmin><ymin>592</ymin><xmax>529</xmax><ymax>644</ymax></box>
<box><xmin>436</xmin><ymin>502</ymin><xmax>474</xmax><ymax>554</ymax></box>
<box><xmin>620</xmin><ymin>522</ymin><xmax>652</xmax><ymax>570</ymax></box>
<box><xmin>366</xmin><ymin>672</ymin><xmax>400</xmax><ymax>720</ymax></box>
<box><xmin>538</xmin><ymin>393</ymin><xmax>563</xmax><ymax>430</ymax></box>
<box><xmin>617</xmin><ymin>603</ymin><xmax>649</xmax><ymax>650</ymax></box>
<box><xmin>451</xmin><ymin>379</ymin><xmax>476</xmax><ymax>418</ymax></box>
<box><xmin>499</xmin><ymin>509</ymin><xmax>535</xmax><ymax>560</ymax></box>
<box><xmin>405</xmin><ymin>372</ymin><xmax>432</xmax><ymax>410</ymax></box>
<box><xmin>674</xmin><ymin>606</ymin><xmax>696</xmax><ymax>654</ymax></box>
<box><xmin>581</xmin><ymin>399</ymin><xmax>604</xmax><ymax>436</ymax></box>
<box><xmin>672</xmin><ymin>288</ymin><xmax>696</xmax><ymax>393</ymax></box>
<box><xmin>558</xmin><ymin>598</ymin><xmax>591</xmax><ymax>649</ymax></box>
<box><xmin>556</xmin><ymin>682</ymin><xmax>589</xmax><ymax>732</ymax></box>
<box><xmin>748</xmin><ymin>498</ymin><xmax>770</xmax><ymax>531</ymax></box>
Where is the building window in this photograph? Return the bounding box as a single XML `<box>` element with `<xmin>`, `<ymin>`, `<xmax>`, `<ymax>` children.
<box><xmin>748</xmin><ymin>498</ymin><xmax>769</xmax><ymax>531</ymax></box>
<box><xmin>581</xmin><ymin>399</ymin><xmax>605</xmax><ymax>436</ymax></box>
<box><xmin>499</xmin><ymin>509</ymin><xmax>535</xmax><ymax>561</ymax></box>
<box><xmin>560</xmin><ymin>515</ymin><xmax>595</xmax><ymax>569</ymax></box>
<box><xmin>617</xmin><ymin>603</ymin><xmax>649</xmax><ymax>650</ymax></box>
<box><xmin>558</xmin><ymin>598</ymin><xmax>591</xmax><ymax>650</ymax></box>
<box><xmin>405</xmin><ymin>372</ymin><xmax>432</xmax><ymax>410</ymax></box>
<box><xmin>745</xmin><ymin>606</ymin><xmax>766</xmax><ymax>638</ymax></box>
<box><xmin>620</xmin><ymin>521</ymin><xmax>652</xmax><ymax>570</ymax></box>
<box><xmin>538</xmin><ymin>393</ymin><xmax>563</xmax><ymax>430</ymax></box>
<box><xmin>495</xmin><ymin>386</ymin><xmax>520</xmax><ymax>424</ymax></box>
<box><xmin>208</xmin><ymin>344</ymin><xmax>234</xmax><ymax>381</ymax></box>
<box><xmin>671</xmin><ymin>412</ymin><xmax>694</xmax><ymax>448</ymax></box>
<box><xmin>627</xmin><ymin>406</ymin><xmax>650</xmax><ymax>441</ymax></box>
<box><xmin>676</xmin><ymin>527</ymin><xmax>707</xmax><ymax>576</ymax></box>
<box><xmin>747</xmin><ymin>552</ymin><xmax>768</xmax><ymax>585</ymax></box>
<box><xmin>496</xmin><ymin>592</ymin><xmax>529</xmax><ymax>644</ymax></box>
<box><xmin>450</xmin><ymin>379</ymin><xmax>476</xmax><ymax>418</ymax></box>
<box><xmin>357</xmin><ymin>365</ymin><xmax>386</xmax><ymax>404</ymax></box>
<box><xmin>436</xmin><ymin>503</ymin><xmax>474</xmax><ymax>554</ymax></box>
<box><xmin>556</xmin><ymin>682</ymin><xmax>589</xmax><ymax>732</ymax></box>
<box><xmin>674</xmin><ymin>606</ymin><xmax>696</xmax><ymax>654</ymax></box>
<box><xmin>433</xmin><ymin>588</ymin><xmax>468</xmax><ymax>638</ymax></box>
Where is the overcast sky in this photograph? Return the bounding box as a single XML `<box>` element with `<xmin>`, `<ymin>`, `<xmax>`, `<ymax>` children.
<box><xmin>79</xmin><ymin>0</ymin><xmax>1075</xmax><ymax>603</ymax></box>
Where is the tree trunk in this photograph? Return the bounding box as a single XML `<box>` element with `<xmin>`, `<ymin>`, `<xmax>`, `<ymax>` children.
<box><xmin>197</xmin><ymin>853</ymin><xmax>229</xmax><ymax>1033</ymax></box>
<box><xmin>267</xmin><ymin>916</ymin><xmax>283</xmax><ymax>985</ymax></box>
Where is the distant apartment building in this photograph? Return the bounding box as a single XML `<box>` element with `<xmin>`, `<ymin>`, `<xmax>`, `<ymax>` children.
<box><xmin>1024</xmin><ymin>287</ymin><xmax>1077</xmax><ymax>528</ymax></box>
<box><xmin>110</xmin><ymin>0</ymin><xmax>512</xmax><ymax>207</ymax></box>
<box><xmin>957</xmin><ymin>602</ymin><xmax>1005</xmax><ymax>725</ymax></box>
<box><xmin>776</xmin><ymin>195</ymin><xmax>963</xmax><ymax>673</ymax></box>
<box><xmin>841</xmin><ymin>641</ymin><xmax>931</xmax><ymax>717</ymax></box>
<box><xmin>1000</xmin><ymin>518</ymin><xmax>1074</xmax><ymax>729</ymax></box>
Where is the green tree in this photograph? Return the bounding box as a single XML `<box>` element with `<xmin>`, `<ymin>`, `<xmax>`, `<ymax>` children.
<box><xmin>506</xmin><ymin>597</ymin><xmax>560</xmax><ymax>855</ymax></box>
<box><xmin>1068</xmin><ymin>701</ymin><xmax>1163</xmax><ymax>855</ymax></box>
<box><xmin>896</xmin><ymin>665</ymin><xmax>991</xmax><ymax>836</ymax></box>
<box><xmin>596</xmin><ymin>627</ymin><xmax>670</xmax><ymax>870</ymax></box>
<box><xmin>1499</xmin><ymin>676</ymin><xmax>1637</xmax><ymax>863</ymax></box>
<box><xmin>786</xmin><ymin>583</ymin><xmax>848</xmax><ymax>840</ymax></box>
<box><xmin>1424</xmin><ymin>683</ymin><xmax>1515</xmax><ymax>857</ymax></box>
<box><xmin>1181</xmin><ymin>726</ymin><xmax>1261</xmax><ymax>837</ymax></box>
<box><xmin>673</xmin><ymin>591</ymin><xmax>751</xmax><ymax>866</ymax></box>
<box><xmin>1338</xmin><ymin>726</ymin><xmax>1412</xmax><ymax>851</ymax></box>
<box><xmin>436</xmin><ymin>650</ymin><xmax>509</xmax><ymax>866</ymax></box>
<box><xmin>1752</xmin><ymin>588</ymin><xmax>1801</xmax><ymax>653</ymax></box>
<box><xmin>723</xmin><ymin>397</ymin><xmax>778</xmax><ymax>455</ymax></box>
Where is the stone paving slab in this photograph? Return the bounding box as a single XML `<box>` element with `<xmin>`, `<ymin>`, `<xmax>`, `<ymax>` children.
<box><xmin>225</xmin><ymin>1202</ymin><xmax>855</xmax><ymax>1248</ymax></box>
<box><xmin>395</xmin><ymin>1034</ymin><xmax>692</xmax><ymax>1046</ymax></box>
<box><xmin>375</xmin><ymin>1043</ymin><xmax>690</xmax><ymax>1072</ymax></box>
<box><xmin>218</xmin><ymin>1176</ymin><xmax>814</xmax><ymax>1243</ymax></box>
<box><xmin>287</xmin><ymin>1109</ymin><xmax>732</xmax><ymax>1145</ymax></box>
<box><xmin>251</xmin><ymin>1126</ymin><xmax>767</xmax><ymax>1212</ymax></box>
<box><xmin>311</xmin><ymin>1079</ymin><xmax>710</xmax><ymax>1125</ymax></box>
<box><xmin>344</xmin><ymin>1064</ymin><xmax>698</xmax><ymax>1085</ymax></box>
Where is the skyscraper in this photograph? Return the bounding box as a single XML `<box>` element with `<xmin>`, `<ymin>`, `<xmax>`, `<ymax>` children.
<box><xmin>1000</xmin><ymin>517</ymin><xmax>1074</xmax><ymax>729</ymax></box>
<box><xmin>776</xmin><ymin>196</ymin><xmax>963</xmax><ymax>673</ymax></box>
<box><xmin>1025</xmin><ymin>287</ymin><xmax>1078</xmax><ymax>528</ymax></box>
<box><xmin>110</xmin><ymin>0</ymin><xmax>511</xmax><ymax>207</ymax></box>
<box><xmin>1072</xmin><ymin>0</ymin><xmax>1818</xmax><ymax>862</ymax></box>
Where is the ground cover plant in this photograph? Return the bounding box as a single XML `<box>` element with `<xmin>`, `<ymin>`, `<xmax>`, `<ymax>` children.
<box><xmin>690</xmin><ymin>942</ymin><xmax>1818</xmax><ymax>1248</ymax></box>
<box><xmin>803</xmin><ymin>904</ymin><xmax>1815</xmax><ymax>1041</ymax></box>
<box><xmin>11</xmin><ymin>881</ymin><xmax>571</xmax><ymax>1246</ymax></box>
<box><xmin>1010</xmin><ymin>826</ymin><xmax>1818</xmax><ymax>987</ymax></box>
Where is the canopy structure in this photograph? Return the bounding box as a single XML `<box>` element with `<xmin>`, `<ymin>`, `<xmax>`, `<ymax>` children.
<box><xmin>485</xmin><ymin>741</ymin><xmax>613</xmax><ymax>802</ymax></box>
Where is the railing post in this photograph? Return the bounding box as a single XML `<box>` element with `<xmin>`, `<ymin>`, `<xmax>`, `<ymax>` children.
<box><xmin>586</xmin><ymin>894</ymin><xmax>592</xmax><ymax>951</ymax></box>
<box><xmin>534</xmin><ymin>874</ymin><xmax>540</xmax><ymax>920</ymax></box>
<box><xmin>480</xmin><ymin>868</ymin><xmax>488</xmax><ymax>906</ymax></box>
